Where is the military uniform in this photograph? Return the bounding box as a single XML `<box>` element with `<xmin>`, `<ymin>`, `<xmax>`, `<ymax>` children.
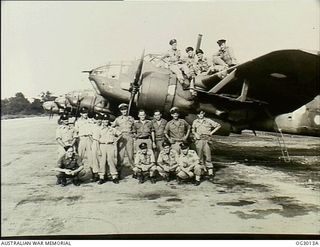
<box><xmin>213</xmin><ymin>46</ymin><xmax>238</xmax><ymax>67</ymax></box>
<box><xmin>163</xmin><ymin>40</ymin><xmax>190</xmax><ymax>83</ymax></box>
<box><xmin>133</xmin><ymin>149</ymin><xmax>157</xmax><ymax>179</ymax></box>
<box><xmin>74</xmin><ymin>117</ymin><xmax>91</xmax><ymax>160</ymax></box>
<box><xmin>56</xmin><ymin>153</ymin><xmax>84</xmax><ymax>186</ymax></box>
<box><xmin>55</xmin><ymin>123</ymin><xmax>76</xmax><ymax>159</ymax></box>
<box><xmin>165</xmin><ymin>119</ymin><xmax>190</xmax><ymax>153</ymax></box>
<box><xmin>157</xmin><ymin>148</ymin><xmax>179</xmax><ymax>179</ymax></box>
<box><xmin>196</xmin><ymin>57</ymin><xmax>210</xmax><ymax>74</ymax></box>
<box><xmin>183</xmin><ymin>55</ymin><xmax>197</xmax><ymax>77</ymax></box>
<box><xmin>89</xmin><ymin>123</ymin><xmax>103</xmax><ymax>175</ymax></box>
<box><xmin>133</xmin><ymin>120</ymin><xmax>154</xmax><ymax>151</ymax></box>
<box><xmin>113</xmin><ymin>115</ymin><xmax>135</xmax><ymax>167</ymax></box>
<box><xmin>99</xmin><ymin>125</ymin><xmax>120</xmax><ymax>180</ymax></box>
<box><xmin>176</xmin><ymin>149</ymin><xmax>203</xmax><ymax>181</ymax></box>
<box><xmin>151</xmin><ymin>118</ymin><xmax>167</xmax><ymax>160</ymax></box>
<box><xmin>192</xmin><ymin>117</ymin><xmax>221</xmax><ymax>170</ymax></box>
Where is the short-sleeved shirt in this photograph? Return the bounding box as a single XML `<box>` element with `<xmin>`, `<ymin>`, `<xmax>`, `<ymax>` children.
<box><xmin>74</xmin><ymin>118</ymin><xmax>90</xmax><ymax>137</ymax></box>
<box><xmin>165</xmin><ymin>49</ymin><xmax>182</xmax><ymax>64</ymax></box>
<box><xmin>192</xmin><ymin>118</ymin><xmax>221</xmax><ymax>136</ymax></box>
<box><xmin>90</xmin><ymin>124</ymin><xmax>103</xmax><ymax>141</ymax></box>
<box><xmin>178</xmin><ymin>150</ymin><xmax>199</xmax><ymax>168</ymax></box>
<box><xmin>183</xmin><ymin>55</ymin><xmax>197</xmax><ymax>68</ymax></box>
<box><xmin>134</xmin><ymin>120</ymin><xmax>154</xmax><ymax>138</ymax></box>
<box><xmin>99</xmin><ymin>126</ymin><xmax>120</xmax><ymax>144</ymax></box>
<box><xmin>152</xmin><ymin>119</ymin><xmax>167</xmax><ymax>140</ymax></box>
<box><xmin>56</xmin><ymin>125</ymin><xmax>75</xmax><ymax>143</ymax></box>
<box><xmin>58</xmin><ymin>154</ymin><xmax>82</xmax><ymax>170</ymax></box>
<box><xmin>215</xmin><ymin>46</ymin><xmax>237</xmax><ymax>66</ymax></box>
<box><xmin>157</xmin><ymin>149</ymin><xmax>179</xmax><ymax>167</ymax></box>
<box><xmin>113</xmin><ymin>115</ymin><xmax>135</xmax><ymax>133</ymax></box>
<box><xmin>196</xmin><ymin>57</ymin><xmax>210</xmax><ymax>73</ymax></box>
<box><xmin>134</xmin><ymin>149</ymin><xmax>155</xmax><ymax>166</ymax></box>
<box><xmin>165</xmin><ymin>119</ymin><xmax>190</xmax><ymax>140</ymax></box>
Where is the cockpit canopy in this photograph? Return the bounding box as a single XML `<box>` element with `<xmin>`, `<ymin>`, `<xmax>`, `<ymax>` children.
<box><xmin>91</xmin><ymin>61</ymin><xmax>133</xmax><ymax>79</ymax></box>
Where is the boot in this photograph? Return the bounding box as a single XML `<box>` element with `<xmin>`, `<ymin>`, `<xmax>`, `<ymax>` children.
<box><xmin>97</xmin><ymin>179</ymin><xmax>105</xmax><ymax>185</ymax></box>
<box><xmin>72</xmin><ymin>178</ymin><xmax>81</xmax><ymax>186</ymax></box>
<box><xmin>60</xmin><ymin>177</ymin><xmax>67</xmax><ymax>187</ymax></box>
<box><xmin>56</xmin><ymin>176</ymin><xmax>62</xmax><ymax>185</ymax></box>
<box><xmin>138</xmin><ymin>174</ymin><xmax>145</xmax><ymax>184</ymax></box>
<box><xmin>208</xmin><ymin>175</ymin><xmax>215</xmax><ymax>183</ymax></box>
<box><xmin>112</xmin><ymin>178</ymin><xmax>119</xmax><ymax>184</ymax></box>
<box><xmin>194</xmin><ymin>180</ymin><xmax>201</xmax><ymax>186</ymax></box>
<box><xmin>150</xmin><ymin>176</ymin><xmax>157</xmax><ymax>184</ymax></box>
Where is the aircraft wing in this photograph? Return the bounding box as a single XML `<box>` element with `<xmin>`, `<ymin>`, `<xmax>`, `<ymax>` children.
<box><xmin>202</xmin><ymin>49</ymin><xmax>319</xmax><ymax>116</ymax></box>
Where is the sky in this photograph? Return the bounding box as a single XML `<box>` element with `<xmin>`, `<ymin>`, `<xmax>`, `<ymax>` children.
<box><xmin>1</xmin><ymin>0</ymin><xmax>319</xmax><ymax>99</ymax></box>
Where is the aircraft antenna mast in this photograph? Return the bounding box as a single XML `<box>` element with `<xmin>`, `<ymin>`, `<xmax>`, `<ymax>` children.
<box><xmin>196</xmin><ymin>34</ymin><xmax>203</xmax><ymax>50</ymax></box>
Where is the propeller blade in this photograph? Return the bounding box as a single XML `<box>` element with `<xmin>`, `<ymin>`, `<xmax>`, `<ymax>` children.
<box><xmin>82</xmin><ymin>70</ymin><xmax>92</xmax><ymax>73</ymax></box>
<box><xmin>128</xmin><ymin>49</ymin><xmax>145</xmax><ymax>115</ymax></box>
<box><xmin>133</xmin><ymin>48</ymin><xmax>145</xmax><ymax>86</ymax></box>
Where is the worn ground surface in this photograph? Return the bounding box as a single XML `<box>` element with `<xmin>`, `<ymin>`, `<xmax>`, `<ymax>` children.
<box><xmin>1</xmin><ymin>117</ymin><xmax>319</xmax><ymax>236</ymax></box>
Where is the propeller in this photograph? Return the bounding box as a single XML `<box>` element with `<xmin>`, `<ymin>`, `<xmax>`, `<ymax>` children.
<box><xmin>65</xmin><ymin>94</ymin><xmax>84</xmax><ymax>120</ymax></box>
<box><xmin>127</xmin><ymin>49</ymin><xmax>145</xmax><ymax>115</ymax></box>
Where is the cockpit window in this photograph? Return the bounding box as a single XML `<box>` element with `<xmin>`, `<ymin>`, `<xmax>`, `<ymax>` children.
<box><xmin>92</xmin><ymin>62</ymin><xmax>133</xmax><ymax>79</ymax></box>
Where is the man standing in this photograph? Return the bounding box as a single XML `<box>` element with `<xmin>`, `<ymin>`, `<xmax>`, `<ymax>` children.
<box><xmin>74</xmin><ymin>109</ymin><xmax>91</xmax><ymax>160</ymax></box>
<box><xmin>56</xmin><ymin>114</ymin><xmax>76</xmax><ymax>160</ymax></box>
<box><xmin>192</xmin><ymin>110</ymin><xmax>221</xmax><ymax>182</ymax></box>
<box><xmin>133</xmin><ymin>109</ymin><xmax>156</xmax><ymax>151</ymax></box>
<box><xmin>55</xmin><ymin>146</ymin><xmax>84</xmax><ymax>187</ymax></box>
<box><xmin>156</xmin><ymin>141</ymin><xmax>179</xmax><ymax>182</ymax></box>
<box><xmin>112</xmin><ymin>103</ymin><xmax>135</xmax><ymax>171</ymax></box>
<box><xmin>212</xmin><ymin>39</ymin><xmax>238</xmax><ymax>68</ymax></box>
<box><xmin>151</xmin><ymin>109</ymin><xmax>167</xmax><ymax>160</ymax></box>
<box><xmin>176</xmin><ymin>142</ymin><xmax>202</xmax><ymax>186</ymax></box>
<box><xmin>99</xmin><ymin>114</ymin><xmax>121</xmax><ymax>184</ymax></box>
<box><xmin>88</xmin><ymin>114</ymin><xmax>103</xmax><ymax>182</ymax></box>
<box><xmin>133</xmin><ymin>143</ymin><xmax>157</xmax><ymax>184</ymax></box>
<box><xmin>165</xmin><ymin>107</ymin><xmax>191</xmax><ymax>154</ymax></box>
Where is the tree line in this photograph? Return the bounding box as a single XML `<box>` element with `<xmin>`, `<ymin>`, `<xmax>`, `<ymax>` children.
<box><xmin>1</xmin><ymin>91</ymin><xmax>56</xmax><ymax>116</ymax></box>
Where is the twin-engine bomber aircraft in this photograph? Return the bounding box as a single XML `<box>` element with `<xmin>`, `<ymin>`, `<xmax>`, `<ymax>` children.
<box><xmin>83</xmin><ymin>48</ymin><xmax>319</xmax><ymax>137</ymax></box>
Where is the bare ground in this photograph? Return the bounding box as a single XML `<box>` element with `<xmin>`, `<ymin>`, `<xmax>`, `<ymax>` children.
<box><xmin>1</xmin><ymin>117</ymin><xmax>319</xmax><ymax>236</ymax></box>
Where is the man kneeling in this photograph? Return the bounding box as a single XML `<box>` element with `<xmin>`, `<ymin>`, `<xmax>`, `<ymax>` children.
<box><xmin>157</xmin><ymin>140</ymin><xmax>179</xmax><ymax>182</ymax></box>
<box><xmin>176</xmin><ymin>142</ymin><xmax>203</xmax><ymax>186</ymax></box>
<box><xmin>55</xmin><ymin>146</ymin><xmax>84</xmax><ymax>187</ymax></box>
<box><xmin>133</xmin><ymin>142</ymin><xmax>157</xmax><ymax>184</ymax></box>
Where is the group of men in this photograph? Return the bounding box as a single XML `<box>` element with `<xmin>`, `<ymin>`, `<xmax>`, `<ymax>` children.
<box><xmin>55</xmin><ymin>103</ymin><xmax>221</xmax><ymax>187</ymax></box>
<box><xmin>161</xmin><ymin>38</ymin><xmax>238</xmax><ymax>88</ymax></box>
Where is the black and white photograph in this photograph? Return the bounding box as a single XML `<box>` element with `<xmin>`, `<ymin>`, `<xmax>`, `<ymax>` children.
<box><xmin>1</xmin><ymin>0</ymin><xmax>319</xmax><ymax>239</ymax></box>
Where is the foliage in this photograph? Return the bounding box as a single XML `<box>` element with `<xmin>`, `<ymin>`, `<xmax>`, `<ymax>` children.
<box><xmin>1</xmin><ymin>92</ymin><xmax>45</xmax><ymax>116</ymax></box>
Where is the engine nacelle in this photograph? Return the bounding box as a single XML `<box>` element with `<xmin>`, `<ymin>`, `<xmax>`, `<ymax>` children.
<box><xmin>137</xmin><ymin>71</ymin><xmax>196</xmax><ymax>116</ymax></box>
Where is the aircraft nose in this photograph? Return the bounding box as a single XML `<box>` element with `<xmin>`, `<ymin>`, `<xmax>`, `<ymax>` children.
<box><xmin>55</xmin><ymin>97</ymin><xmax>67</xmax><ymax>108</ymax></box>
<box><xmin>42</xmin><ymin>101</ymin><xmax>58</xmax><ymax>112</ymax></box>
